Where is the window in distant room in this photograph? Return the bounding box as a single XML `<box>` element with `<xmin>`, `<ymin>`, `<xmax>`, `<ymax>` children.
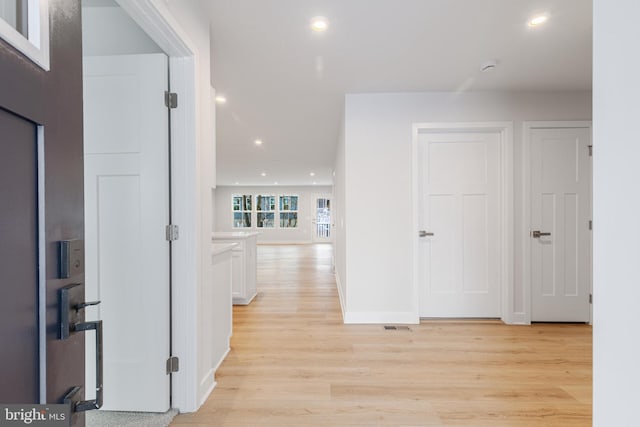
<box><xmin>232</xmin><ymin>194</ymin><xmax>252</xmax><ymax>228</ymax></box>
<box><xmin>256</xmin><ymin>195</ymin><xmax>275</xmax><ymax>228</ymax></box>
<box><xmin>279</xmin><ymin>195</ymin><xmax>298</xmax><ymax>228</ymax></box>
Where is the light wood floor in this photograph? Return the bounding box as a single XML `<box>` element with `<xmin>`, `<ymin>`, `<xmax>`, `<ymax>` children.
<box><xmin>172</xmin><ymin>244</ymin><xmax>592</xmax><ymax>426</ymax></box>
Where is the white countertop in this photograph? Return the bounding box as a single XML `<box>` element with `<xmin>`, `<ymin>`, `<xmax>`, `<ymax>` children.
<box><xmin>212</xmin><ymin>231</ymin><xmax>260</xmax><ymax>240</ymax></box>
<box><xmin>211</xmin><ymin>242</ymin><xmax>238</xmax><ymax>256</ymax></box>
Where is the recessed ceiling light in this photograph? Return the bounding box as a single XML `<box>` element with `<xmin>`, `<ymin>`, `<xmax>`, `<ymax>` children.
<box><xmin>261</xmin><ymin>172</ymin><xmax>267</xmax><ymax>177</ymax></box>
<box><xmin>235</xmin><ymin>182</ymin><xmax>239</xmax><ymax>185</ymax></box>
<box><xmin>255</xmin><ymin>139</ymin><xmax>263</xmax><ymax>146</ymax></box>
<box><xmin>310</xmin><ymin>172</ymin><xmax>316</xmax><ymax>176</ymax></box>
<box><xmin>313</xmin><ymin>181</ymin><xmax>317</xmax><ymax>185</ymax></box>
<box><xmin>274</xmin><ymin>182</ymin><xmax>278</xmax><ymax>185</ymax></box>
<box><xmin>311</xmin><ymin>16</ymin><xmax>328</xmax><ymax>32</ymax></box>
<box><xmin>215</xmin><ymin>95</ymin><xmax>227</xmax><ymax>104</ymax></box>
<box><xmin>528</xmin><ymin>14</ymin><xmax>548</xmax><ymax>27</ymax></box>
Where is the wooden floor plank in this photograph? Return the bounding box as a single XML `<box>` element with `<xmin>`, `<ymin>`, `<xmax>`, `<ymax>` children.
<box><xmin>172</xmin><ymin>244</ymin><xmax>592</xmax><ymax>426</ymax></box>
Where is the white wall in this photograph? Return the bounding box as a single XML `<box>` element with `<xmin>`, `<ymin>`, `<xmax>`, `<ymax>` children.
<box><xmin>82</xmin><ymin>2</ymin><xmax>163</xmax><ymax>56</ymax></box>
<box><xmin>334</xmin><ymin>119</ymin><xmax>347</xmax><ymax>313</ymax></box>
<box><xmin>215</xmin><ymin>185</ymin><xmax>333</xmax><ymax>244</ymax></box>
<box><xmin>341</xmin><ymin>91</ymin><xmax>591</xmax><ymax>323</ymax></box>
<box><xmin>593</xmin><ymin>1</ymin><xmax>640</xmax><ymax>424</ymax></box>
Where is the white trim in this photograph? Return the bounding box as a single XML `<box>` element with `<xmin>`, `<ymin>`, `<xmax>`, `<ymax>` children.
<box><xmin>37</xmin><ymin>125</ymin><xmax>46</xmax><ymax>403</ymax></box>
<box><xmin>0</xmin><ymin>0</ymin><xmax>49</xmax><ymax>70</ymax></box>
<box><xmin>335</xmin><ymin>272</ymin><xmax>346</xmax><ymax>321</ymax></box>
<box><xmin>411</xmin><ymin>122</ymin><xmax>514</xmax><ymax>323</ymax></box>
<box><xmin>114</xmin><ymin>0</ymin><xmax>201</xmax><ymax>413</ymax></box>
<box><xmin>343</xmin><ymin>311</ymin><xmax>419</xmax><ymax>325</ymax></box>
<box><xmin>522</xmin><ymin>121</ymin><xmax>593</xmax><ymax>325</ymax></box>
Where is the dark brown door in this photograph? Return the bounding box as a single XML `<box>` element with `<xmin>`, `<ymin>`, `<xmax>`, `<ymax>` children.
<box><xmin>0</xmin><ymin>1</ymin><xmax>85</xmax><ymax>425</ymax></box>
<box><xmin>0</xmin><ymin>108</ymin><xmax>39</xmax><ymax>404</ymax></box>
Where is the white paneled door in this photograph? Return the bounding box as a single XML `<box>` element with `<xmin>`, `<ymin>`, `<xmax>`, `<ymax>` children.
<box><xmin>530</xmin><ymin>126</ymin><xmax>591</xmax><ymax>322</ymax></box>
<box><xmin>83</xmin><ymin>54</ymin><xmax>171</xmax><ymax>412</ymax></box>
<box><xmin>418</xmin><ymin>131</ymin><xmax>502</xmax><ymax>317</ymax></box>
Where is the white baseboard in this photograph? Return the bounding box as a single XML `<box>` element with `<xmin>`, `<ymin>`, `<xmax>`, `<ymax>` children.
<box><xmin>335</xmin><ymin>272</ymin><xmax>346</xmax><ymax>321</ymax></box>
<box><xmin>343</xmin><ymin>311</ymin><xmax>419</xmax><ymax>325</ymax></box>
<box><xmin>198</xmin><ymin>379</ymin><xmax>217</xmax><ymax>408</ymax></box>
<box><xmin>505</xmin><ymin>311</ymin><xmax>530</xmax><ymax>325</ymax></box>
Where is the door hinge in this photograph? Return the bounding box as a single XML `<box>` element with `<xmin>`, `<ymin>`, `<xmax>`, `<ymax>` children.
<box><xmin>589</xmin><ymin>294</ymin><xmax>593</xmax><ymax>304</ymax></box>
<box><xmin>166</xmin><ymin>356</ymin><xmax>179</xmax><ymax>374</ymax></box>
<box><xmin>589</xmin><ymin>220</ymin><xmax>592</xmax><ymax>230</ymax></box>
<box><xmin>166</xmin><ymin>224</ymin><xmax>179</xmax><ymax>241</ymax></box>
<box><xmin>588</xmin><ymin>145</ymin><xmax>593</xmax><ymax>157</ymax></box>
<box><xmin>164</xmin><ymin>91</ymin><xmax>178</xmax><ymax>109</ymax></box>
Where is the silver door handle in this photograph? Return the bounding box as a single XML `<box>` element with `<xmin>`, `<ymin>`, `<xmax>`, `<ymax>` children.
<box><xmin>531</xmin><ymin>230</ymin><xmax>551</xmax><ymax>238</ymax></box>
<box><xmin>419</xmin><ymin>230</ymin><xmax>434</xmax><ymax>237</ymax></box>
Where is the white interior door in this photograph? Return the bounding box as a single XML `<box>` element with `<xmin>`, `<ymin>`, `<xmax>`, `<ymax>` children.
<box><xmin>312</xmin><ymin>195</ymin><xmax>332</xmax><ymax>243</ymax></box>
<box><xmin>418</xmin><ymin>131</ymin><xmax>502</xmax><ymax>317</ymax></box>
<box><xmin>530</xmin><ymin>126</ymin><xmax>591</xmax><ymax>322</ymax></box>
<box><xmin>83</xmin><ymin>53</ymin><xmax>171</xmax><ymax>412</ymax></box>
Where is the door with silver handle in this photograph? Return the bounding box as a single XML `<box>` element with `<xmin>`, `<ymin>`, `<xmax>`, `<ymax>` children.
<box><xmin>531</xmin><ymin>230</ymin><xmax>551</xmax><ymax>238</ymax></box>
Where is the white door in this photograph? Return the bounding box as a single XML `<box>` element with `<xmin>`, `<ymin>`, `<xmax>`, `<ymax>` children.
<box><xmin>312</xmin><ymin>195</ymin><xmax>332</xmax><ymax>243</ymax></box>
<box><xmin>83</xmin><ymin>54</ymin><xmax>171</xmax><ymax>412</ymax></box>
<box><xmin>418</xmin><ymin>132</ymin><xmax>502</xmax><ymax>317</ymax></box>
<box><xmin>530</xmin><ymin>127</ymin><xmax>591</xmax><ymax>322</ymax></box>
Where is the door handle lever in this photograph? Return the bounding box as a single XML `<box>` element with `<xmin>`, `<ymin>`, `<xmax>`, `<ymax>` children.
<box><xmin>531</xmin><ymin>230</ymin><xmax>551</xmax><ymax>238</ymax></box>
<box><xmin>419</xmin><ymin>230</ymin><xmax>434</xmax><ymax>237</ymax></box>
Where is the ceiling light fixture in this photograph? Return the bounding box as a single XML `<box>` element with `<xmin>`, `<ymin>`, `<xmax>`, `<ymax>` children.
<box><xmin>214</xmin><ymin>95</ymin><xmax>227</xmax><ymax>104</ymax></box>
<box><xmin>310</xmin><ymin>172</ymin><xmax>316</xmax><ymax>176</ymax></box>
<box><xmin>261</xmin><ymin>172</ymin><xmax>267</xmax><ymax>177</ymax></box>
<box><xmin>255</xmin><ymin>139</ymin><xmax>263</xmax><ymax>146</ymax></box>
<box><xmin>311</xmin><ymin>16</ymin><xmax>328</xmax><ymax>32</ymax></box>
<box><xmin>528</xmin><ymin>14</ymin><xmax>548</xmax><ymax>27</ymax></box>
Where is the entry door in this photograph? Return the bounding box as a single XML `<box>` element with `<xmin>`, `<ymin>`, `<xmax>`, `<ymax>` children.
<box><xmin>83</xmin><ymin>54</ymin><xmax>171</xmax><ymax>412</ymax></box>
<box><xmin>530</xmin><ymin>126</ymin><xmax>591</xmax><ymax>322</ymax></box>
<box><xmin>418</xmin><ymin>132</ymin><xmax>502</xmax><ymax>317</ymax></box>
<box><xmin>0</xmin><ymin>109</ymin><xmax>38</xmax><ymax>404</ymax></box>
<box><xmin>312</xmin><ymin>195</ymin><xmax>332</xmax><ymax>242</ymax></box>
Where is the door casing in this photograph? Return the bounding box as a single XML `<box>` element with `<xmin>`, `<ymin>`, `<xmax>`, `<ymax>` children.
<box><xmin>412</xmin><ymin>122</ymin><xmax>514</xmax><ymax>323</ymax></box>
<box><xmin>522</xmin><ymin>121</ymin><xmax>593</xmax><ymax>325</ymax></box>
<box><xmin>114</xmin><ymin>1</ymin><xmax>202</xmax><ymax>412</ymax></box>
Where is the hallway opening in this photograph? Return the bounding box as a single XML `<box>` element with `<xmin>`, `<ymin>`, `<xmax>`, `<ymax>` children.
<box><xmin>173</xmin><ymin>244</ymin><xmax>592</xmax><ymax>426</ymax></box>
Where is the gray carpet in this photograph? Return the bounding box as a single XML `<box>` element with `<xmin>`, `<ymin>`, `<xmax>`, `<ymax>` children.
<box><xmin>86</xmin><ymin>409</ymin><xmax>178</xmax><ymax>427</ymax></box>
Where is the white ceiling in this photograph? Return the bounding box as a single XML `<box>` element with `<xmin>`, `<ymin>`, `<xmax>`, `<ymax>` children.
<box><xmin>203</xmin><ymin>0</ymin><xmax>592</xmax><ymax>186</ymax></box>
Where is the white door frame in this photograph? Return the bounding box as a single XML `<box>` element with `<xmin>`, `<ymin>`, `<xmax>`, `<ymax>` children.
<box><xmin>116</xmin><ymin>1</ymin><xmax>200</xmax><ymax>412</ymax></box>
<box><xmin>522</xmin><ymin>121</ymin><xmax>593</xmax><ymax>325</ymax></box>
<box><xmin>412</xmin><ymin>122</ymin><xmax>514</xmax><ymax>323</ymax></box>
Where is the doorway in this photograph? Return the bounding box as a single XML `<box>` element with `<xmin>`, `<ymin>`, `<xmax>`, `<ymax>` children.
<box><xmin>82</xmin><ymin>3</ymin><xmax>172</xmax><ymax>412</ymax></box>
<box><xmin>312</xmin><ymin>194</ymin><xmax>333</xmax><ymax>243</ymax></box>
<box><xmin>524</xmin><ymin>121</ymin><xmax>592</xmax><ymax>323</ymax></box>
<box><xmin>413</xmin><ymin>122</ymin><xmax>513</xmax><ymax>320</ymax></box>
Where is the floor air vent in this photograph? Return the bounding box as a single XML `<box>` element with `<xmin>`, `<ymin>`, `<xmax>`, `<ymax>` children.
<box><xmin>383</xmin><ymin>325</ymin><xmax>411</xmax><ymax>331</ymax></box>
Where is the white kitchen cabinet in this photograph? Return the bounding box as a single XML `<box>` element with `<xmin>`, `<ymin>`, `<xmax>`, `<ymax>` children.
<box><xmin>211</xmin><ymin>232</ymin><xmax>259</xmax><ymax>305</ymax></box>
